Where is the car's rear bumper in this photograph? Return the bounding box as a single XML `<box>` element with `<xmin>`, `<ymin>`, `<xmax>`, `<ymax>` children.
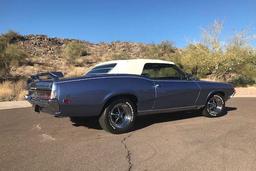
<box><xmin>25</xmin><ymin>95</ymin><xmax>62</xmax><ymax>116</ymax></box>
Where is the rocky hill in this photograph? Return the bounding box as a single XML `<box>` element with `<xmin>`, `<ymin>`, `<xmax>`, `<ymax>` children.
<box><xmin>11</xmin><ymin>34</ymin><xmax>177</xmax><ymax>78</ymax></box>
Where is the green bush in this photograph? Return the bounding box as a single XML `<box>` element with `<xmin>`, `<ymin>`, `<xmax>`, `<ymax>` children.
<box><xmin>111</xmin><ymin>51</ymin><xmax>130</xmax><ymax>60</ymax></box>
<box><xmin>181</xmin><ymin>44</ymin><xmax>256</xmax><ymax>82</ymax></box>
<box><xmin>230</xmin><ymin>75</ymin><xmax>255</xmax><ymax>87</ymax></box>
<box><xmin>143</xmin><ymin>41</ymin><xmax>181</xmax><ymax>64</ymax></box>
<box><xmin>144</xmin><ymin>41</ymin><xmax>173</xmax><ymax>58</ymax></box>
<box><xmin>0</xmin><ymin>35</ymin><xmax>27</xmax><ymax>79</ymax></box>
<box><xmin>63</xmin><ymin>41</ymin><xmax>89</xmax><ymax>64</ymax></box>
<box><xmin>2</xmin><ymin>31</ymin><xmax>23</xmax><ymax>43</ymax></box>
<box><xmin>181</xmin><ymin>43</ymin><xmax>217</xmax><ymax>77</ymax></box>
<box><xmin>180</xmin><ymin>20</ymin><xmax>256</xmax><ymax>86</ymax></box>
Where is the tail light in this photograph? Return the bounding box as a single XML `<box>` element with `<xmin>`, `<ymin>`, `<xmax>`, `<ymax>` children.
<box><xmin>50</xmin><ymin>83</ymin><xmax>57</xmax><ymax>99</ymax></box>
<box><xmin>50</xmin><ymin>90</ymin><xmax>57</xmax><ymax>99</ymax></box>
<box><xmin>63</xmin><ymin>98</ymin><xmax>71</xmax><ymax>104</ymax></box>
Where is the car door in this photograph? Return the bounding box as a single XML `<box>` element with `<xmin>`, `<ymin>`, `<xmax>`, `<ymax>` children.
<box><xmin>142</xmin><ymin>63</ymin><xmax>200</xmax><ymax>110</ymax></box>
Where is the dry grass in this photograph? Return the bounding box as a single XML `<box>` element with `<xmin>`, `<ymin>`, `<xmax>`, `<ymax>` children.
<box><xmin>65</xmin><ymin>66</ymin><xmax>89</xmax><ymax>78</ymax></box>
<box><xmin>0</xmin><ymin>80</ymin><xmax>27</xmax><ymax>101</ymax></box>
<box><xmin>1</xmin><ymin>67</ymin><xmax>90</xmax><ymax>102</ymax></box>
<box><xmin>0</xmin><ymin>81</ymin><xmax>15</xmax><ymax>101</ymax></box>
<box><xmin>14</xmin><ymin>80</ymin><xmax>27</xmax><ymax>100</ymax></box>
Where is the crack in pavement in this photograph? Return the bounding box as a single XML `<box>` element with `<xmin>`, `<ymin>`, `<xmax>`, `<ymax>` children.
<box><xmin>121</xmin><ymin>133</ymin><xmax>133</xmax><ymax>171</ymax></box>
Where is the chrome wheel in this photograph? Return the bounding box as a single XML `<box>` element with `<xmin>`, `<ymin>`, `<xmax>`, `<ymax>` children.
<box><xmin>108</xmin><ymin>102</ymin><xmax>134</xmax><ymax>129</ymax></box>
<box><xmin>206</xmin><ymin>95</ymin><xmax>224</xmax><ymax>116</ymax></box>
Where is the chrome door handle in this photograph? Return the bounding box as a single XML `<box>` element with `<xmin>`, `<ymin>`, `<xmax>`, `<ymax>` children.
<box><xmin>154</xmin><ymin>84</ymin><xmax>159</xmax><ymax>88</ymax></box>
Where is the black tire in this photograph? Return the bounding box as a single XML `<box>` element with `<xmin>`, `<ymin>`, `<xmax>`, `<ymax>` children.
<box><xmin>202</xmin><ymin>94</ymin><xmax>226</xmax><ymax>117</ymax></box>
<box><xmin>99</xmin><ymin>98</ymin><xmax>136</xmax><ymax>134</ymax></box>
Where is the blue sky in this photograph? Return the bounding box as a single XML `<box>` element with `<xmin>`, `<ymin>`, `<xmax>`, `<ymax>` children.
<box><xmin>1</xmin><ymin>0</ymin><xmax>255</xmax><ymax>47</ymax></box>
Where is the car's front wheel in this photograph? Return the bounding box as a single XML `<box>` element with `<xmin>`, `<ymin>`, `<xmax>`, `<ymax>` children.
<box><xmin>202</xmin><ymin>94</ymin><xmax>226</xmax><ymax>117</ymax></box>
<box><xmin>99</xmin><ymin>98</ymin><xmax>136</xmax><ymax>134</ymax></box>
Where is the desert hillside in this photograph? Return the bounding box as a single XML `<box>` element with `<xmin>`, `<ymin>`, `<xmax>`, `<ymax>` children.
<box><xmin>9</xmin><ymin>34</ymin><xmax>178</xmax><ymax>78</ymax></box>
<box><xmin>0</xmin><ymin>30</ymin><xmax>255</xmax><ymax>101</ymax></box>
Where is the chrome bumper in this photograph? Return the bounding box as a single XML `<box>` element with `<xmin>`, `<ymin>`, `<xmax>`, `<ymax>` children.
<box><xmin>25</xmin><ymin>95</ymin><xmax>61</xmax><ymax>116</ymax></box>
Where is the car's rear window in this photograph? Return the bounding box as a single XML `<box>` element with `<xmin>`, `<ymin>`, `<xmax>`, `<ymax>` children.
<box><xmin>86</xmin><ymin>63</ymin><xmax>117</xmax><ymax>75</ymax></box>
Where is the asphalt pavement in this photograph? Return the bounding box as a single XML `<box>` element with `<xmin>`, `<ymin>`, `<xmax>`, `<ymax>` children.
<box><xmin>0</xmin><ymin>98</ymin><xmax>256</xmax><ymax>171</ymax></box>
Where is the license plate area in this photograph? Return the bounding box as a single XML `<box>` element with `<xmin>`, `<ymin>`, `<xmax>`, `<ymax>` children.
<box><xmin>34</xmin><ymin>90</ymin><xmax>51</xmax><ymax>100</ymax></box>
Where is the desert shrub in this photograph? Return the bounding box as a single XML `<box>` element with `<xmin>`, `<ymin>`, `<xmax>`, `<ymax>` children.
<box><xmin>181</xmin><ymin>21</ymin><xmax>224</xmax><ymax>77</ymax></box>
<box><xmin>201</xmin><ymin>20</ymin><xmax>223</xmax><ymax>52</ymax></box>
<box><xmin>180</xmin><ymin>20</ymin><xmax>256</xmax><ymax>85</ymax></box>
<box><xmin>111</xmin><ymin>51</ymin><xmax>130</xmax><ymax>60</ymax></box>
<box><xmin>144</xmin><ymin>41</ymin><xmax>176</xmax><ymax>58</ymax></box>
<box><xmin>80</xmin><ymin>50</ymin><xmax>89</xmax><ymax>56</ymax></box>
<box><xmin>141</xmin><ymin>41</ymin><xmax>181</xmax><ymax>66</ymax></box>
<box><xmin>63</xmin><ymin>41</ymin><xmax>88</xmax><ymax>64</ymax></box>
<box><xmin>181</xmin><ymin>43</ymin><xmax>216</xmax><ymax>77</ymax></box>
<box><xmin>2</xmin><ymin>31</ymin><xmax>23</xmax><ymax>43</ymax></box>
<box><xmin>213</xmin><ymin>30</ymin><xmax>256</xmax><ymax>82</ymax></box>
<box><xmin>0</xmin><ymin>35</ymin><xmax>28</xmax><ymax>79</ymax></box>
<box><xmin>230</xmin><ymin>75</ymin><xmax>255</xmax><ymax>87</ymax></box>
<box><xmin>214</xmin><ymin>46</ymin><xmax>256</xmax><ymax>80</ymax></box>
<box><xmin>0</xmin><ymin>37</ymin><xmax>7</xmax><ymax>53</ymax></box>
<box><xmin>183</xmin><ymin>45</ymin><xmax>256</xmax><ymax>82</ymax></box>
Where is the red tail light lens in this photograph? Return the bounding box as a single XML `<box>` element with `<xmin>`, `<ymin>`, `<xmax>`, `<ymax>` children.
<box><xmin>63</xmin><ymin>99</ymin><xmax>71</xmax><ymax>104</ymax></box>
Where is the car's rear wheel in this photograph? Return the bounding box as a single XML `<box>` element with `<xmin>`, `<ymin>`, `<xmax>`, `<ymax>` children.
<box><xmin>99</xmin><ymin>98</ymin><xmax>136</xmax><ymax>134</ymax></box>
<box><xmin>202</xmin><ymin>94</ymin><xmax>226</xmax><ymax>117</ymax></box>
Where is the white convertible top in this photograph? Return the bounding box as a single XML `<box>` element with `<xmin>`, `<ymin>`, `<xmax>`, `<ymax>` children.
<box><xmin>94</xmin><ymin>59</ymin><xmax>175</xmax><ymax>75</ymax></box>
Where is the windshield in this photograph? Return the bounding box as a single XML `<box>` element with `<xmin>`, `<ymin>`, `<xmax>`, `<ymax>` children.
<box><xmin>86</xmin><ymin>63</ymin><xmax>117</xmax><ymax>76</ymax></box>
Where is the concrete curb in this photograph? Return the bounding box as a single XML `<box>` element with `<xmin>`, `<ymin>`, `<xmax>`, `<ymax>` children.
<box><xmin>0</xmin><ymin>101</ymin><xmax>32</xmax><ymax>110</ymax></box>
<box><xmin>0</xmin><ymin>96</ymin><xmax>256</xmax><ymax>110</ymax></box>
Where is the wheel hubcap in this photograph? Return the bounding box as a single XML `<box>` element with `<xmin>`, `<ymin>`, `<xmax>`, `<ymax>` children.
<box><xmin>207</xmin><ymin>95</ymin><xmax>224</xmax><ymax>116</ymax></box>
<box><xmin>109</xmin><ymin>103</ymin><xmax>133</xmax><ymax>129</ymax></box>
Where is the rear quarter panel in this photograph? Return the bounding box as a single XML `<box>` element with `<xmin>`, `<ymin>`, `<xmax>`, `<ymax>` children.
<box><xmin>56</xmin><ymin>76</ymin><xmax>155</xmax><ymax>116</ymax></box>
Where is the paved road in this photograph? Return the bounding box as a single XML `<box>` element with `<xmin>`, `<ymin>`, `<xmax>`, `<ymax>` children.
<box><xmin>0</xmin><ymin>98</ymin><xmax>256</xmax><ymax>171</ymax></box>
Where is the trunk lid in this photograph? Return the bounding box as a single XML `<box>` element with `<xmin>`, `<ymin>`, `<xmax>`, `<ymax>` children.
<box><xmin>28</xmin><ymin>80</ymin><xmax>53</xmax><ymax>100</ymax></box>
<box><xmin>27</xmin><ymin>72</ymin><xmax>63</xmax><ymax>100</ymax></box>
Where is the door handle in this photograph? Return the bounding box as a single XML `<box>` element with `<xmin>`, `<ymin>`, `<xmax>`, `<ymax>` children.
<box><xmin>154</xmin><ymin>84</ymin><xmax>160</xmax><ymax>88</ymax></box>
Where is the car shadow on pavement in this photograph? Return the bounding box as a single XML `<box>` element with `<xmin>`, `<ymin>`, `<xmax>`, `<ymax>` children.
<box><xmin>69</xmin><ymin>107</ymin><xmax>237</xmax><ymax>131</ymax></box>
<box><xmin>70</xmin><ymin>116</ymin><xmax>102</xmax><ymax>130</ymax></box>
<box><xmin>134</xmin><ymin>106</ymin><xmax>237</xmax><ymax>131</ymax></box>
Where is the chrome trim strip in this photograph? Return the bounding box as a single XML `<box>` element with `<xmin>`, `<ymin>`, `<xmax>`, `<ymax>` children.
<box><xmin>194</xmin><ymin>81</ymin><xmax>201</xmax><ymax>105</ymax></box>
<box><xmin>138</xmin><ymin>105</ymin><xmax>204</xmax><ymax>115</ymax></box>
<box><xmin>57</xmin><ymin>75</ymin><xmax>152</xmax><ymax>84</ymax></box>
<box><xmin>57</xmin><ymin>75</ymin><xmax>195</xmax><ymax>84</ymax></box>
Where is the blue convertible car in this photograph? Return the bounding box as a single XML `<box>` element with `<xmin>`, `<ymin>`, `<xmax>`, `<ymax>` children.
<box><xmin>26</xmin><ymin>59</ymin><xmax>235</xmax><ymax>133</ymax></box>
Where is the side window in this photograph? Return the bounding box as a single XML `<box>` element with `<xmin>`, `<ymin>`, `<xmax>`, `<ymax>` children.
<box><xmin>86</xmin><ymin>63</ymin><xmax>117</xmax><ymax>75</ymax></box>
<box><xmin>142</xmin><ymin>63</ymin><xmax>185</xmax><ymax>80</ymax></box>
